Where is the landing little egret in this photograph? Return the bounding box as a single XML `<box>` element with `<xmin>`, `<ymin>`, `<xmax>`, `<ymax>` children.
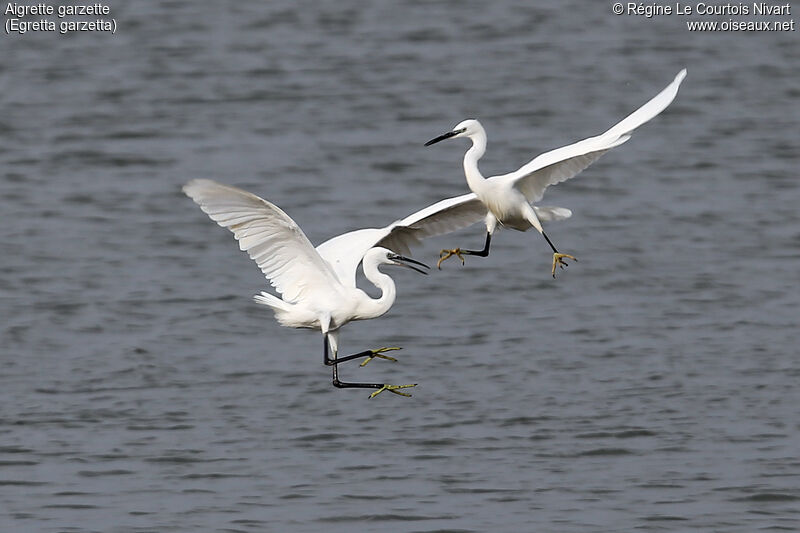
<box><xmin>425</xmin><ymin>69</ymin><xmax>687</xmax><ymax>277</ymax></box>
<box><xmin>183</xmin><ymin>179</ymin><xmax>487</xmax><ymax>397</ymax></box>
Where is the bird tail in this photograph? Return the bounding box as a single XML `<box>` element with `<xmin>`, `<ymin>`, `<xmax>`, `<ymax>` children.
<box><xmin>534</xmin><ymin>206</ymin><xmax>572</xmax><ymax>221</ymax></box>
<box><xmin>253</xmin><ymin>291</ymin><xmax>289</xmax><ymax>309</ymax></box>
<box><xmin>253</xmin><ymin>291</ymin><xmax>297</xmax><ymax>326</ymax></box>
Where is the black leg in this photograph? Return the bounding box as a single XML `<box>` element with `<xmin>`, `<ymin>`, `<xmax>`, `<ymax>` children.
<box><xmin>438</xmin><ymin>232</ymin><xmax>492</xmax><ymax>268</ymax></box>
<box><xmin>324</xmin><ymin>338</ymin><xmax>416</xmax><ymax>397</ymax></box>
<box><xmin>323</xmin><ymin>338</ymin><xmax>399</xmax><ymax>366</ymax></box>
<box><xmin>461</xmin><ymin>232</ymin><xmax>492</xmax><ymax>257</ymax></box>
<box><xmin>324</xmin><ymin>345</ymin><xmax>380</xmax><ymax>366</ymax></box>
<box><xmin>541</xmin><ymin>230</ymin><xmax>559</xmax><ymax>254</ymax></box>
<box><xmin>331</xmin><ymin>364</ymin><xmax>380</xmax><ymax>391</ymax></box>
<box><xmin>325</xmin><ymin>337</ymin><xmax>380</xmax><ymax>389</ymax></box>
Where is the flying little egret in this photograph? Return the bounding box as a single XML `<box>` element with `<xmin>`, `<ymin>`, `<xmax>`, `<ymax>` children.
<box><xmin>425</xmin><ymin>68</ymin><xmax>687</xmax><ymax>277</ymax></box>
<box><xmin>183</xmin><ymin>179</ymin><xmax>487</xmax><ymax>397</ymax></box>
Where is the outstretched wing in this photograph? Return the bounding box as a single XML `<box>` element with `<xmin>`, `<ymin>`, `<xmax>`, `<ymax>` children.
<box><xmin>183</xmin><ymin>179</ymin><xmax>341</xmax><ymax>303</ymax></box>
<box><xmin>495</xmin><ymin>69</ymin><xmax>686</xmax><ymax>203</ymax></box>
<box><xmin>316</xmin><ymin>193</ymin><xmax>486</xmax><ymax>287</ymax></box>
<box><xmin>377</xmin><ymin>193</ymin><xmax>487</xmax><ymax>254</ymax></box>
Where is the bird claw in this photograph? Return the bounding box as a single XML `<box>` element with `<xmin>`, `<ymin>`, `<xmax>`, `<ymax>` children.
<box><xmin>437</xmin><ymin>248</ymin><xmax>465</xmax><ymax>269</ymax></box>
<box><xmin>369</xmin><ymin>383</ymin><xmax>417</xmax><ymax>399</ymax></box>
<box><xmin>359</xmin><ymin>346</ymin><xmax>401</xmax><ymax>367</ymax></box>
<box><xmin>551</xmin><ymin>253</ymin><xmax>577</xmax><ymax>278</ymax></box>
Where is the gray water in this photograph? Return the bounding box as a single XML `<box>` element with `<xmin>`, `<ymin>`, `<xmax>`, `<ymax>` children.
<box><xmin>2</xmin><ymin>1</ymin><xmax>799</xmax><ymax>532</ymax></box>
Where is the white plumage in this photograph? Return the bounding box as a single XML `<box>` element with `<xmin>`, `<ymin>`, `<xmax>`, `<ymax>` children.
<box><xmin>183</xmin><ymin>179</ymin><xmax>487</xmax><ymax>396</ymax></box>
<box><xmin>426</xmin><ymin>69</ymin><xmax>687</xmax><ymax>275</ymax></box>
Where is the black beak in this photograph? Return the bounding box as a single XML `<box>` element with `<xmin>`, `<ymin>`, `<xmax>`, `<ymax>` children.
<box><xmin>388</xmin><ymin>253</ymin><xmax>430</xmax><ymax>275</ymax></box>
<box><xmin>424</xmin><ymin>128</ymin><xmax>464</xmax><ymax>146</ymax></box>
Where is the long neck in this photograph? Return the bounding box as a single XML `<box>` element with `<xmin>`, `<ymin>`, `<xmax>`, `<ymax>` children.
<box><xmin>463</xmin><ymin>128</ymin><xmax>488</xmax><ymax>194</ymax></box>
<box><xmin>357</xmin><ymin>261</ymin><xmax>396</xmax><ymax>320</ymax></box>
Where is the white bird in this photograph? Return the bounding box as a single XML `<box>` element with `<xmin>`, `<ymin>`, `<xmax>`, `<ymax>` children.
<box><xmin>425</xmin><ymin>68</ymin><xmax>687</xmax><ymax>277</ymax></box>
<box><xmin>183</xmin><ymin>179</ymin><xmax>487</xmax><ymax>397</ymax></box>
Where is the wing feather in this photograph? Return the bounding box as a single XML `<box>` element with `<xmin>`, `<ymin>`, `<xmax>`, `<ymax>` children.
<box><xmin>316</xmin><ymin>193</ymin><xmax>486</xmax><ymax>286</ymax></box>
<box><xmin>183</xmin><ymin>179</ymin><xmax>341</xmax><ymax>303</ymax></box>
<box><xmin>377</xmin><ymin>193</ymin><xmax>486</xmax><ymax>253</ymax></box>
<box><xmin>497</xmin><ymin>69</ymin><xmax>686</xmax><ymax>203</ymax></box>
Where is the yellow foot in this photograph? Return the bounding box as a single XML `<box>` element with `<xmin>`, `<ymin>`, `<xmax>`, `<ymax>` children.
<box><xmin>369</xmin><ymin>383</ymin><xmax>417</xmax><ymax>399</ymax></box>
<box><xmin>437</xmin><ymin>248</ymin><xmax>466</xmax><ymax>269</ymax></box>
<box><xmin>359</xmin><ymin>346</ymin><xmax>402</xmax><ymax>367</ymax></box>
<box><xmin>551</xmin><ymin>252</ymin><xmax>577</xmax><ymax>278</ymax></box>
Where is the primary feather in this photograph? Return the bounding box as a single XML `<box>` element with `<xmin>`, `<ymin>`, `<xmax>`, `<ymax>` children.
<box><xmin>183</xmin><ymin>179</ymin><xmax>342</xmax><ymax>304</ymax></box>
<box><xmin>499</xmin><ymin>69</ymin><xmax>687</xmax><ymax>203</ymax></box>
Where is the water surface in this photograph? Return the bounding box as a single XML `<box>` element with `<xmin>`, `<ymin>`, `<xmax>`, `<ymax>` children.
<box><xmin>2</xmin><ymin>1</ymin><xmax>799</xmax><ymax>531</ymax></box>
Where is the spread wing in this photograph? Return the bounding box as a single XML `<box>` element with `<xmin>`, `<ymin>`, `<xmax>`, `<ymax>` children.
<box><xmin>183</xmin><ymin>179</ymin><xmax>341</xmax><ymax>303</ymax></box>
<box><xmin>494</xmin><ymin>69</ymin><xmax>686</xmax><ymax>203</ymax></box>
<box><xmin>316</xmin><ymin>193</ymin><xmax>486</xmax><ymax>287</ymax></box>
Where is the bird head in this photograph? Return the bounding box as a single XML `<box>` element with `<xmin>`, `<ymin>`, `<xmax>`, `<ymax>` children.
<box><xmin>367</xmin><ymin>247</ymin><xmax>430</xmax><ymax>275</ymax></box>
<box><xmin>424</xmin><ymin>119</ymin><xmax>482</xmax><ymax>146</ymax></box>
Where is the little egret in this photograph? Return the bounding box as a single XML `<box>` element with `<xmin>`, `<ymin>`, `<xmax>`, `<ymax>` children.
<box><xmin>425</xmin><ymin>69</ymin><xmax>687</xmax><ymax>277</ymax></box>
<box><xmin>183</xmin><ymin>179</ymin><xmax>487</xmax><ymax>397</ymax></box>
